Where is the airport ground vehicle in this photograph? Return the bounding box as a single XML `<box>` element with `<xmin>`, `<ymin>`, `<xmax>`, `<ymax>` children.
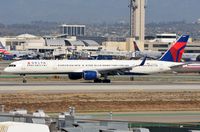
<box><xmin>0</xmin><ymin>122</ymin><xmax>49</xmax><ymax>132</ymax></box>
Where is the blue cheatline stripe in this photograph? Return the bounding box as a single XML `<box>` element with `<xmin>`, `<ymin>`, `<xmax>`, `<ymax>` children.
<box><xmin>176</xmin><ymin>45</ymin><xmax>186</xmax><ymax>62</ymax></box>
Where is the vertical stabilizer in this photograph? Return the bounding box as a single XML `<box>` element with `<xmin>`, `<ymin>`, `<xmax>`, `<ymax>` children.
<box><xmin>159</xmin><ymin>35</ymin><xmax>189</xmax><ymax>62</ymax></box>
<box><xmin>134</xmin><ymin>41</ymin><xmax>140</xmax><ymax>51</ymax></box>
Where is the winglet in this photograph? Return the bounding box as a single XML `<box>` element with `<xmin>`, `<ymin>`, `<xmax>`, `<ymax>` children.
<box><xmin>139</xmin><ymin>56</ymin><xmax>147</xmax><ymax>66</ymax></box>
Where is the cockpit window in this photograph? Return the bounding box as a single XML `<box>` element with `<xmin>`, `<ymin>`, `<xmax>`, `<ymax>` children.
<box><xmin>8</xmin><ymin>64</ymin><xmax>16</xmax><ymax>67</ymax></box>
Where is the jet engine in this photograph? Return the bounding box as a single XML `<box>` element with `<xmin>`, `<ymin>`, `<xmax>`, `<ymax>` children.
<box><xmin>83</xmin><ymin>71</ymin><xmax>101</xmax><ymax>80</ymax></box>
<box><xmin>68</xmin><ymin>71</ymin><xmax>101</xmax><ymax>80</ymax></box>
<box><xmin>68</xmin><ymin>73</ymin><xmax>82</xmax><ymax>80</ymax></box>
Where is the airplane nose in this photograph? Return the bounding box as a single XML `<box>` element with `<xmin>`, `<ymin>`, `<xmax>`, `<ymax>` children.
<box><xmin>4</xmin><ymin>67</ymin><xmax>9</xmax><ymax>73</ymax></box>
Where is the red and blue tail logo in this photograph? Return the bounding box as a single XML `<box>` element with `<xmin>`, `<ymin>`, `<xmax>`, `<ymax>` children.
<box><xmin>134</xmin><ymin>41</ymin><xmax>140</xmax><ymax>52</ymax></box>
<box><xmin>0</xmin><ymin>42</ymin><xmax>10</xmax><ymax>55</ymax></box>
<box><xmin>159</xmin><ymin>35</ymin><xmax>189</xmax><ymax>62</ymax></box>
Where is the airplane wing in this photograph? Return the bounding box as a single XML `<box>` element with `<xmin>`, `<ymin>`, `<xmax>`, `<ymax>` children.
<box><xmin>102</xmin><ymin>57</ymin><xmax>147</xmax><ymax>75</ymax></box>
<box><xmin>72</xmin><ymin>57</ymin><xmax>147</xmax><ymax>76</ymax></box>
<box><xmin>97</xmin><ymin>66</ymin><xmax>133</xmax><ymax>75</ymax></box>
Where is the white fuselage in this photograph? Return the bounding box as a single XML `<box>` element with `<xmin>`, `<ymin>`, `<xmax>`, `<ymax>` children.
<box><xmin>4</xmin><ymin>60</ymin><xmax>182</xmax><ymax>75</ymax></box>
<box><xmin>5</xmin><ymin>60</ymin><xmax>134</xmax><ymax>74</ymax></box>
<box><xmin>130</xmin><ymin>61</ymin><xmax>173</xmax><ymax>74</ymax></box>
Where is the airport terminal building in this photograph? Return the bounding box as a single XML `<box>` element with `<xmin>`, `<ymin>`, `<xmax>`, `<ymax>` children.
<box><xmin>0</xmin><ymin>33</ymin><xmax>199</xmax><ymax>60</ymax></box>
<box><xmin>60</xmin><ymin>24</ymin><xmax>86</xmax><ymax>36</ymax></box>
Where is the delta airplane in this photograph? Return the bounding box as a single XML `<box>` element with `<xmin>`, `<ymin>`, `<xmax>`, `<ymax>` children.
<box><xmin>133</xmin><ymin>41</ymin><xmax>162</xmax><ymax>59</ymax></box>
<box><xmin>4</xmin><ymin>35</ymin><xmax>189</xmax><ymax>83</ymax></box>
<box><xmin>0</xmin><ymin>42</ymin><xmax>11</xmax><ymax>55</ymax></box>
<box><xmin>0</xmin><ymin>43</ymin><xmax>38</xmax><ymax>60</ymax></box>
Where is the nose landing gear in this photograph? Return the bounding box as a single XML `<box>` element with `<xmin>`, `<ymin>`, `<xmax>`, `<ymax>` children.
<box><xmin>20</xmin><ymin>74</ymin><xmax>27</xmax><ymax>83</ymax></box>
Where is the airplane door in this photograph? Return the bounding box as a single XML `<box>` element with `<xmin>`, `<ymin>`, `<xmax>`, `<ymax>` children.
<box><xmin>21</xmin><ymin>62</ymin><xmax>26</xmax><ymax>71</ymax></box>
<box><xmin>52</xmin><ymin>62</ymin><xmax>58</xmax><ymax>71</ymax></box>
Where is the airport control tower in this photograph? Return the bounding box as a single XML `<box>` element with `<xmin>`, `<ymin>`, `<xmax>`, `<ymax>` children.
<box><xmin>129</xmin><ymin>0</ymin><xmax>146</xmax><ymax>51</ymax></box>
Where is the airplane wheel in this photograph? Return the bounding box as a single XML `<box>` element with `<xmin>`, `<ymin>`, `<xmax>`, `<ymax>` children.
<box><xmin>20</xmin><ymin>74</ymin><xmax>27</xmax><ymax>83</ymax></box>
<box><xmin>102</xmin><ymin>79</ymin><xmax>111</xmax><ymax>83</ymax></box>
<box><xmin>94</xmin><ymin>79</ymin><xmax>102</xmax><ymax>83</ymax></box>
<box><xmin>23</xmin><ymin>79</ymin><xmax>27</xmax><ymax>83</ymax></box>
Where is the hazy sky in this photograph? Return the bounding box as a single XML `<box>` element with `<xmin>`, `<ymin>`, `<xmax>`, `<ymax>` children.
<box><xmin>0</xmin><ymin>0</ymin><xmax>199</xmax><ymax>24</ymax></box>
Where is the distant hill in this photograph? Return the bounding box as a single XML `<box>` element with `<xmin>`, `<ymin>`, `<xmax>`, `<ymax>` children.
<box><xmin>0</xmin><ymin>21</ymin><xmax>200</xmax><ymax>41</ymax></box>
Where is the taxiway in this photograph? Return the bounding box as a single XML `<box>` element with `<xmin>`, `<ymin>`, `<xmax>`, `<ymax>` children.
<box><xmin>0</xmin><ymin>82</ymin><xmax>200</xmax><ymax>93</ymax></box>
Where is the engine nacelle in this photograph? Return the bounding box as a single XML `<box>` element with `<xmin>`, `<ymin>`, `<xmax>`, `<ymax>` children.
<box><xmin>68</xmin><ymin>73</ymin><xmax>82</xmax><ymax>80</ymax></box>
<box><xmin>83</xmin><ymin>71</ymin><xmax>100</xmax><ymax>80</ymax></box>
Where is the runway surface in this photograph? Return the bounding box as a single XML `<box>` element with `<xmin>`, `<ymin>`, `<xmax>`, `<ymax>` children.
<box><xmin>82</xmin><ymin>112</ymin><xmax>200</xmax><ymax>123</ymax></box>
<box><xmin>0</xmin><ymin>81</ymin><xmax>200</xmax><ymax>93</ymax></box>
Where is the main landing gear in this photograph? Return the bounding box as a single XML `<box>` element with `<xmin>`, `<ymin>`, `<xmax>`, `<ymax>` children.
<box><xmin>20</xmin><ymin>74</ymin><xmax>27</xmax><ymax>83</ymax></box>
<box><xmin>94</xmin><ymin>79</ymin><xmax>111</xmax><ymax>83</ymax></box>
<box><xmin>94</xmin><ymin>74</ymin><xmax>111</xmax><ymax>83</ymax></box>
